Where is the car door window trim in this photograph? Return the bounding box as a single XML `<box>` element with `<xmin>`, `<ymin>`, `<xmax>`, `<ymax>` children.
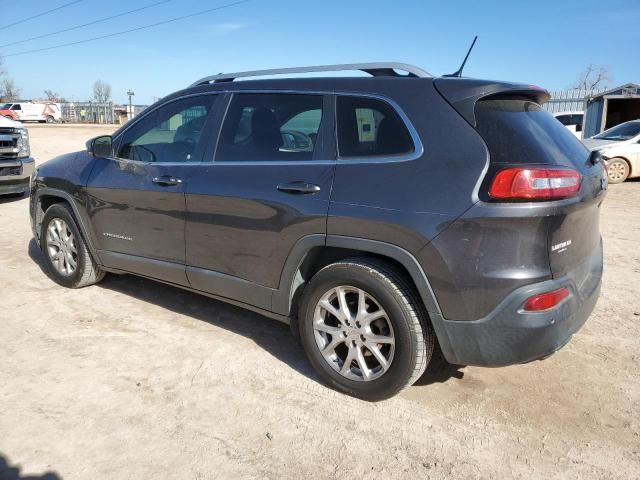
<box><xmin>113</xmin><ymin>90</ymin><xmax>422</xmax><ymax>166</ymax></box>
<box><xmin>204</xmin><ymin>90</ymin><xmax>422</xmax><ymax>165</ymax></box>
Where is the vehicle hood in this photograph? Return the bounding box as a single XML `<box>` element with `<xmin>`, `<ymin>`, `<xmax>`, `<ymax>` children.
<box><xmin>0</xmin><ymin>116</ymin><xmax>22</xmax><ymax>128</ymax></box>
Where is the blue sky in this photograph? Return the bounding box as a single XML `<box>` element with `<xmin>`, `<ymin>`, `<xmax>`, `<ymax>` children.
<box><xmin>1</xmin><ymin>0</ymin><xmax>638</xmax><ymax>104</ymax></box>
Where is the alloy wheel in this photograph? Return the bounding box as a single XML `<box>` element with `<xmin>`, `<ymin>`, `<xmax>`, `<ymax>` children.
<box><xmin>608</xmin><ymin>160</ymin><xmax>627</xmax><ymax>182</ymax></box>
<box><xmin>313</xmin><ymin>286</ymin><xmax>395</xmax><ymax>382</ymax></box>
<box><xmin>46</xmin><ymin>218</ymin><xmax>78</xmax><ymax>276</ymax></box>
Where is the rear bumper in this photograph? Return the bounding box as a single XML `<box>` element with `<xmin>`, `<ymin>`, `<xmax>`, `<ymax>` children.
<box><xmin>437</xmin><ymin>239</ymin><xmax>603</xmax><ymax>367</ymax></box>
<box><xmin>0</xmin><ymin>157</ymin><xmax>34</xmax><ymax>195</ymax></box>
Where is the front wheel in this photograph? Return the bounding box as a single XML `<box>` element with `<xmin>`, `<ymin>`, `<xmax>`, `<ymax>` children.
<box><xmin>298</xmin><ymin>258</ymin><xmax>435</xmax><ymax>401</ymax></box>
<box><xmin>606</xmin><ymin>157</ymin><xmax>630</xmax><ymax>184</ymax></box>
<box><xmin>46</xmin><ymin>115</ymin><xmax>55</xmax><ymax>123</ymax></box>
<box><xmin>40</xmin><ymin>203</ymin><xmax>105</xmax><ymax>288</ymax></box>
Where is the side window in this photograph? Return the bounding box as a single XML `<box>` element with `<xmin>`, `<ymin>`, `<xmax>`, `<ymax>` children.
<box><xmin>116</xmin><ymin>95</ymin><xmax>215</xmax><ymax>163</ymax></box>
<box><xmin>555</xmin><ymin>114</ymin><xmax>570</xmax><ymax>126</ymax></box>
<box><xmin>11</xmin><ymin>104</ymin><xmax>21</xmax><ymax>111</ymax></box>
<box><xmin>216</xmin><ymin>93</ymin><xmax>323</xmax><ymax>162</ymax></box>
<box><xmin>336</xmin><ymin>96</ymin><xmax>413</xmax><ymax>158</ymax></box>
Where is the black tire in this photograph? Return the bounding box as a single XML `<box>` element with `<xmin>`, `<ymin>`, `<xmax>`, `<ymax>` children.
<box><xmin>606</xmin><ymin>157</ymin><xmax>630</xmax><ymax>184</ymax></box>
<box><xmin>298</xmin><ymin>258</ymin><xmax>435</xmax><ymax>401</ymax></box>
<box><xmin>40</xmin><ymin>203</ymin><xmax>105</xmax><ymax>288</ymax></box>
<box><xmin>46</xmin><ymin>115</ymin><xmax>55</xmax><ymax>124</ymax></box>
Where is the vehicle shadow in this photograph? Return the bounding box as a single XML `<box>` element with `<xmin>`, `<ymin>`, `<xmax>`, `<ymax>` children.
<box><xmin>28</xmin><ymin>238</ymin><xmax>466</xmax><ymax>388</ymax></box>
<box><xmin>27</xmin><ymin>238</ymin><xmax>317</xmax><ymax>382</ymax></box>
<box><xmin>0</xmin><ymin>454</ymin><xmax>61</xmax><ymax>480</ymax></box>
<box><xmin>28</xmin><ymin>238</ymin><xmax>48</xmax><ymax>275</ymax></box>
<box><xmin>0</xmin><ymin>193</ymin><xmax>27</xmax><ymax>205</ymax></box>
<box><xmin>415</xmin><ymin>353</ymin><xmax>466</xmax><ymax>386</ymax></box>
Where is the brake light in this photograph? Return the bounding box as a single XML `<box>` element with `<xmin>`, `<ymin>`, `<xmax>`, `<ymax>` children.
<box><xmin>522</xmin><ymin>287</ymin><xmax>570</xmax><ymax>312</ymax></box>
<box><xmin>489</xmin><ymin>168</ymin><xmax>581</xmax><ymax>201</ymax></box>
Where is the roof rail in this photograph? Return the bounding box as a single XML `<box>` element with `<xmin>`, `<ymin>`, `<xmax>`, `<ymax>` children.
<box><xmin>189</xmin><ymin>62</ymin><xmax>431</xmax><ymax>87</ymax></box>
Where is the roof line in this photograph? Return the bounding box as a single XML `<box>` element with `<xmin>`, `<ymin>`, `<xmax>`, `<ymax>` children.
<box><xmin>587</xmin><ymin>82</ymin><xmax>640</xmax><ymax>99</ymax></box>
<box><xmin>189</xmin><ymin>62</ymin><xmax>432</xmax><ymax>86</ymax></box>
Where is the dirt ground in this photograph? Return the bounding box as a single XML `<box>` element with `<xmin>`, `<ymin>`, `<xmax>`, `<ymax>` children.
<box><xmin>1</xmin><ymin>124</ymin><xmax>639</xmax><ymax>479</ymax></box>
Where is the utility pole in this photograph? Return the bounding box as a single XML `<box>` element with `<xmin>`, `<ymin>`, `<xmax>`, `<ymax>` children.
<box><xmin>127</xmin><ymin>89</ymin><xmax>135</xmax><ymax>120</ymax></box>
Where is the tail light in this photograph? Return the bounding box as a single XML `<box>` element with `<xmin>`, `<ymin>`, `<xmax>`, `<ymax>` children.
<box><xmin>522</xmin><ymin>287</ymin><xmax>570</xmax><ymax>312</ymax></box>
<box><xmin>489</xmin><ymin>168</ymin><xmax>581</xmax><ymax>201</ymax></box>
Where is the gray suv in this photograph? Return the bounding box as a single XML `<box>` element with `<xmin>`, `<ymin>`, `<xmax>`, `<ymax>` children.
<box><xmin>29</xmin><ymin>63</ymin><xmax>606</xmax><ymax>400</ymax></box>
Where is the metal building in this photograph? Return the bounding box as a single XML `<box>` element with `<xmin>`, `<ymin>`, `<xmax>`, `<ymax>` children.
<box><xmin>544</xmin><ymin>88</ymin><xmax>606</xmax><ymax>114</ymax></box>
<box><xmin>583</xmin><ymin>83</ymin><xmax>640</xmax><ymax>138</ymax></box>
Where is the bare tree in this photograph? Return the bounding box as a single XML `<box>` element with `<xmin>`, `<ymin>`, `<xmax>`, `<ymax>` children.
<box><xmin>0</xmin><ymin>57</ymin><xmax>22</xmax><ymax>102</ymax></box>
<box><xmin>0</xmin><ymin>78</ymin><xmax>20</xmax><ymax>101</ymax></box>
<box><xmin>575</xmin><ymin>65</ymin><xmax>610</xmax><ymax>90</ymax></box>
<box><xmin>93</xmin><ymin>80</ymin><xmax>112</xmax><ymax>104</ymax></box>
<box><xmin>44</xmin><ymin>89</ymin><xmax>61</xmax><ymax>101</ymax></box>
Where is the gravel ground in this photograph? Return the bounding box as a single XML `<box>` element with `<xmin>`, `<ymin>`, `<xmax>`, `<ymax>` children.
<box><xmin>1</xmin><ymin>125</ymin><xmax>639</xmax><ymax>479</ymax></box>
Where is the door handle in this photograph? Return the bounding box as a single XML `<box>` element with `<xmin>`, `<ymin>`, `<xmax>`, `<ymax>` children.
<box><xmin>277</xmin><ymin>181</ymin><xmax>321</xmax><ymax>194</ymax></box>
<box><xmin>152</xmin><ymin>176</ymin><xmax>182</xmax><ymax>186</ymax></box>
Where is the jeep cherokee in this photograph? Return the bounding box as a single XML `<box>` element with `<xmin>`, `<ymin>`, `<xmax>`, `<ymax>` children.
<box><xmin>29</xmin><ymin>63</ymin><xmax>606</xmax><ymax>400</ymax></box>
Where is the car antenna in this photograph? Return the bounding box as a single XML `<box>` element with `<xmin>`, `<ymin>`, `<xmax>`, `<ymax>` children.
<box><xmin>445</xmin><ymin>36</ymin><xmax>478</xmax><ymax>77</ymax></box>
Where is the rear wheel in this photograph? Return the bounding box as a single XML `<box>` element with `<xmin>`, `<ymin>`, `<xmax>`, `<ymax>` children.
<box><xmin>46</xmin><ymin>115</ymin><xmax>55</xmax><ymax>123</ymax></box>
<box><xmin>40</xmin><ymin>203</ymin><xmax>105</xmax><ymax>288</ymax></box>
<box><xmin>606</xmin><ymin>157</ymin><xmax>629</xmax><ymax>184</ymax></box>
<box><xmin>298</xmin><ymin>258</ymin><xmax>435</xmax><ymax>401</ymax></box>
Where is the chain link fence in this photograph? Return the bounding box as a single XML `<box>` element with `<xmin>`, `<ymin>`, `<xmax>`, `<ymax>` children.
<box><xmin>60</xmin><ymin>102</ymin><xmax>116</xmax><ymax>124</ymax></box>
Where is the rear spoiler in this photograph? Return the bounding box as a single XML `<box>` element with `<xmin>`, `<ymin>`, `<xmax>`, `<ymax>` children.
<box><xmin>434</xmin><ymin>78</ymin><xmax>550</xmax><ymax>127</ymax></box>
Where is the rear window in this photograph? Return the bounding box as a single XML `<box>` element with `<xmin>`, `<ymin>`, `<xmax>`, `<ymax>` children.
<box><xmin>475</xmin><ymin>98</ymin><xmax>589</xmax><ymax>167</ymax></box>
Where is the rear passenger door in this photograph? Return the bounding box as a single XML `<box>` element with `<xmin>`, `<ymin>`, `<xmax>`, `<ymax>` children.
<box><xmin>328</xmin><ymin>95</ymin><xmax>421</xmax><ymax>248</ymax></box>
<box><xmin>184</xmin><ymin>93</ymin><xmax>335</xmax><ymax>311</ymax></box>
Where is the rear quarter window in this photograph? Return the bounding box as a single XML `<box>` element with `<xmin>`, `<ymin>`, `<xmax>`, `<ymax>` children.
<box><xmin>475</xmin><ymin>98</ymin><xmax>589</xmax><ymax>169</ymax></box>
<box><xmin>336</xmin><ymin>96</ymin><xmax>414</xmax><ymax>158</ymax></box>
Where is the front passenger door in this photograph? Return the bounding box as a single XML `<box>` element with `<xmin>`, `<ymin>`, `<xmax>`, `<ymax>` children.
<box><xmin>86</xmin><ymin>94</ymin><xmax>218</xmax><ymax>285</ymax></box>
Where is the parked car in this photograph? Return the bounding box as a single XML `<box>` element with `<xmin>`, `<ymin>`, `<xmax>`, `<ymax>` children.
<box><xmin>29</xmin><ymin>63</ymin><xmax>606</xmax><ymax>400</ymax></box>
<box><xmin>582</xmin><ymin>120</ymin><xmax>640</xmax><ymax>183</ymax></box>
<box><xmin>0</xmin><ymin>101</ymin><xmax>61</xmax><ymax>123</ymax></box>
<box><xmin>554</xmin><ymin>111</ymin><xmax>584</xmax><ymax>139</ymax></box>
<box><xmin>0</xmin><ymin>116</ymin><xmax>34</xmax><ymax>196</ymax></box>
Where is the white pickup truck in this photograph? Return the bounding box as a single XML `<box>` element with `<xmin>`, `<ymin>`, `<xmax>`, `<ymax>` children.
<box><xmin>0</xmin><ymin>116</ymin><xmax>35</xmax><ymax>196</ymax></box>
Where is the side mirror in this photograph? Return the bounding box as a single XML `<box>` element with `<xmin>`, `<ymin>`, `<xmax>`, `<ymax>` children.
<box><xmin>86</xmin><ymin>135</ymin><xmax>113</xmax><ymax>157</ymax></box>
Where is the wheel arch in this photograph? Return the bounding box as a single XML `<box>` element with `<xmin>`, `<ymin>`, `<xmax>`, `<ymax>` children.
<box><xmin>33</xmin><ymin>188</ymin><xmax>100</xmax><ymax>262</ymax></box>
<box><xmin>277</xmin><ymin>235</ymin><xmax>451</xmax><ymax>355</ymax></box>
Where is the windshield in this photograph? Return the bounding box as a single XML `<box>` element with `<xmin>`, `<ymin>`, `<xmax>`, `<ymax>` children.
<box><xmin>593</xmin><ymin>122</ymin><xmax>640</xmax><ymax>141</ymax></box>
<box><xmin>0</xmin><ymin>104</ymin><xmax>12</xmax><ymax>110</ymax></box>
